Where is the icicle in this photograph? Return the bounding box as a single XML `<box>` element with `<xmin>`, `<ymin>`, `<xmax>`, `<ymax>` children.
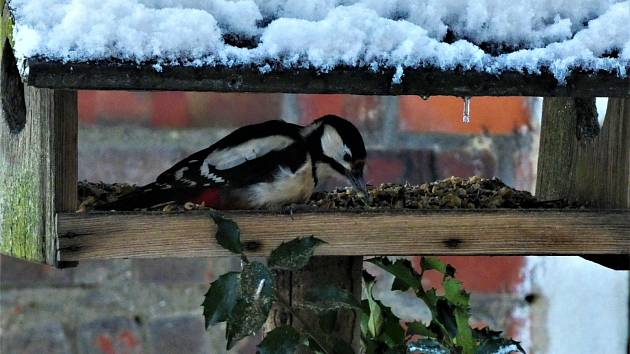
<box><xmin>420</xmin><ymin>95</ymin><xmax>430</xmax><ymax>100</ymax></box>
<box><xmin>462</xmin><ymin>96</ymin><xmax>471</xmax><ymax>124</ymax></box>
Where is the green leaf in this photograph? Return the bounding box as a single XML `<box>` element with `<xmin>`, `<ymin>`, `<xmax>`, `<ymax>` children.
<box><xmin>330</xmin><ymin>338</ymin><xmax>355</xmax><ymax>354</ymax></box>
<box><xmin>474</xmin><ymin>328</ymin><xmax>526</xmax><ymax>354</ymax></box>
<box><xmin>434</xmin><ymin>299</ymin><xmax>457</xmax><ymax>339</ymax></box>
<box><xmin>268</xmin><ymin>236</ymin><xmax>326</xmax><ymax>271</ymax></box>
<box><xmin>454</xmin><ymin>307</ymin><xmax>475</xmax><ymax>354</ymax></box>
<box><xmin>378</xmin><ymin>316</ymin><xmax>405</xmax><ymax>348</ymax></box>
<box><xmin>256</xmin><ymin>326</ymin><xmax>302</xmax><ymax>354</ymax></box>
<box><xmin>407</xmin><ymin>338</ymin><xmax>450</xmax><ymax>354</ymax></box>
<box><xmin>226</xmin><ymin>262</ymin><xmax>273</xmax><ymax>349</ymax></box>
<box><xmin>201</xmin><ymin>272</ymin><xmax>241</xmax><ymax>328</ymax></box>
<box><xmin>443</xmin><ymin>278</ymin><xmax>470</xmax><ymax>308</ymax></box>
<box><xmin>367</xmin><ymin>258</ymin><xmax>421</xmax><ymax>291</ymax></box>
<box><xmin>405</xmin><ymin>321</ymin><xmax>436</xmax><ymax>338</ymax></box>
<box><xmin>304</xmin><ymin>286</ymin><xmax>361</xmax><ymax>312</ymax></box>
<box><xmin>362</xmin><ymin>279</ymin><xmax>383</xmax><ymax>338</ymax></box>
<box><xmin>420</xmin><ymin>257</ymin><xmax>447</xmax><ymax>274</ymax></box>
<box><xmin>475</xmin><ymin>338</ymin><xmax>525</xmax><ymax>354</ymax></box>
<box><xmin>211</xmin><ymin>214</ymin><xmax>243</xmax><ymax>254</ymax></box>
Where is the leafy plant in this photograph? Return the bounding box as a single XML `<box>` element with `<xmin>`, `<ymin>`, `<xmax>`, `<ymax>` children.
<box><xmin>202</xmin><ymin>213</ymin><xmax>525</xmax><ymax>354</ymax></box>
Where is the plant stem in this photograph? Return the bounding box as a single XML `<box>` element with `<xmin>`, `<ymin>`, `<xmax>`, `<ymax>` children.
<box><xmin>273</xmin><ymin>289</ymin><xmax>333</xmax><ymax>354</ymax></box>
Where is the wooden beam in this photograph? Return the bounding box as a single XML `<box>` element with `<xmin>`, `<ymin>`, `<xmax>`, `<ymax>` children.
<box><xmin>56</xmin><ymin>210</ymin><xmax>630</xmax><ymax>261</ymax></box>
<box><xmin>24</xmin><ymin>59</ymin><xmax>630</xmax><ymax>97</ymax></box>
<box><xmin>537</xmin><ymin>97</ymin><xmax>630</xmax><ymax>269</ymax></box>
<box><xmin>0</xmin><ymin>33</ymin><xmax>77</xmax><ymax>264</ymax></box>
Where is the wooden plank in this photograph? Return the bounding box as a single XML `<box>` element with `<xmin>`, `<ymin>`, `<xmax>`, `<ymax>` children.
<box><xmin>24</xmin><ymin>59</ymin><xmax>630</xmax><ymax>97</ymax></box>
<box><xmin>56</xmin><ymin>210</ymin><xmax>630</xmax><ymax>261</ymax></box>
<box><xmin>537</xmin><ymin>97</ymin><xmax>630</xmax><ymax>269</ymax></box>
<box><xmin>0</xmin><ymin>29</ymin><xmax>77</xmax><ymax>264</ymax></box>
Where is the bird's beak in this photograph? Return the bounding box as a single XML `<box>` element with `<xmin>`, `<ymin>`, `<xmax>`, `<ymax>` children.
<box><xmin>347</xmin><ymin>171</ymin><xmax>368</xmax><ymax>196</ymax></box>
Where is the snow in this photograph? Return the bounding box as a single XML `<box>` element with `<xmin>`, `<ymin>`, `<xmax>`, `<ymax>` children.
<box><xmin>9</xmin><ymin>0</ymin><xmax>630</xmax><ymax>83</ymax></box>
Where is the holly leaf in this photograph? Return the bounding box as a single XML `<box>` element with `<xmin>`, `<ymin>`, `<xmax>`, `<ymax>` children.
<box><xmin>366</xmin><ymin>258</ymin><xmax>421</xmax><ymax>291</ymax></box>
<box><xmin>405</xmin><ymin>321</ymin><xmax>435</xmax><ymax>338</ymax></box>
<box><xmin>268</xmin><ymin>236</ymin><xmax>326</xmax><ymax>271</ymax></box>
<box><xmin>454</xmin><ymin>307</ymin><xmax>475</xmax><ymax>354</ymax></box>
<box><xmin>407</xmin><ymin>338</ymin><xmax>450</xmax><ymax>354</ymax></box>
<box><xmin>475</xmin><ymin>338</ymin><xmax>526</xmax><ymax>354</ymax></box>
<box><xmin>211</xmin><ymin>213</ymin><xmax>243</xmax><ymax>254</ymax></box>
<box><xmin>226</xmin><ymin>262</ymin><xmax>273</xmax><ymax>349</ymax></box>
<box><xmin>362</xmin><ymin>279</ymin><xmax>383</xmax><ymax>338</ymax></box>
<box><xmin>257</xmin><ymin>326</ymin><xmax>302</xmax><ymax>354</ymax></box>
<box><xmin>378</xmin><ymin>316</ymin><xmax>405</xmax><ymax>348</ymax></box>
<box><xmin>420</xmin><ymin>257</ymin><xmax>454</xmax><ymax>277</ymax></box>
<box><xmin>201</xmin><ymin>272</ymin><xmax>240</xmax><ymax>328</ymax></box>
<box><xmin>443</xmin><ymin>278</ymin><xmax>470</xmax><ymax>308</ymax></box>
<box><xmin>304</xmin><ymin>286</ymin><xmax>361</xmax><ymax>312</ymax></box>
<box><xmin>474</xmin><ymin>328</ymin><xmax>526</xmax><ymax>354</ymax></box>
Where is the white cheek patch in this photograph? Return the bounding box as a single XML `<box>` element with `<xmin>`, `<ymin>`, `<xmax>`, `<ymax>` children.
<box><xmin>321</xmin><ymin>126</ymin><xmax>352</xmax><ymax>170</ymax></box>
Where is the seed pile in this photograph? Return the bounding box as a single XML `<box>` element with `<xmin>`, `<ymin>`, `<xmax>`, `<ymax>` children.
<box><xmin>308</xmin><ymin>176</ymin><xmax>578</xmax><ymax>209</ymax></box>
<box><xmin>78</xmin><ymin>176</ymin><xmax>578</xmax><ymax>212</ymax></box>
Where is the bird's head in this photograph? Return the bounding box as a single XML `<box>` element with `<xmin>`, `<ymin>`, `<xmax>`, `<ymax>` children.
<box><xmin>302</xmin><ymin>115</ymin><xmax>367</xmax><ymax>195</ymax></box>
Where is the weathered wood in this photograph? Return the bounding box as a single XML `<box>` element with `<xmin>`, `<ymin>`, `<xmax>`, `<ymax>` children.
<box><xmin>0</xmin><ymin>39</ymin><xmax>77</xmax><ymax>264</ymax></box>
<box><xmin>265</xmin><ymin>256</ymin><xmax>363</xmax><ymax>352</ymax></box>
<box><xmin>56</xmin><ymin>210</ymin><xmax>630</xmax><ymax>261</ymax></box>
<box><xmin>23</xmin><ymin>59</ymin><xmax>630</xmax><ymax>97</ymax></box>
<box><xmin>537</xmin><ymin>97</ymin><xmax>630</xmax><ymax>269</ymax></box>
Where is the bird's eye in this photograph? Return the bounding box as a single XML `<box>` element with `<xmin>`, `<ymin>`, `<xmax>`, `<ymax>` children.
<box><xmin>343</xmin><ymin>153</ymin><xmax>351</xmax><ymax>162</ymax></box>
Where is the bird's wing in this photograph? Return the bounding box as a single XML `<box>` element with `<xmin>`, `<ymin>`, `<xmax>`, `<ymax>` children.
<box><xmin>156</xmin><ymin>120</ymin><xmax>304</xmax><ymax>188</ymax></box>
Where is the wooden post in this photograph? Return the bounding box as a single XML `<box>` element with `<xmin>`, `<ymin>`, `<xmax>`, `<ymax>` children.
<box><xmin>0</xmin><ymin>27</ymin><xmax>77</xmax><ymax>265</ymax></box>
<box><xmin>536</xmin><ymin>97</ymin><xmax>629</xmax><ymax>269</ymax></box>
<box><xmin>266</xmin><ymin>256</ymin><xmax>363</xmax><ymax>352</ymax></box>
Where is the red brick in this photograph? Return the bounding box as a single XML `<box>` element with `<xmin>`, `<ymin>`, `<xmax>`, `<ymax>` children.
<box><xmin>412</xmin><ymin>256</ymin><xmax>525</xmax><ymax>294</ymax></box>
<box><xmin>297</xmin><ymin>94</ymin><xmax>381</xmax><ymax>129</ymax></box>
<box><xmin>186</xmin><ymin>92</ymin><xmax>282</xmax><ymax>127</ymax></box>
<box><xmin>365</xmin><ymin>156</ymin><xmax>405</xmax><ymax>185</ymax></box>
<box><xmin>399</xmin><ymin>96</ymin><xmax>531</xmax><ymax>135</ymax></box>
<box><xmin>435</xmin><ymin>150</ymin><xmax>496</xmax><ymax>179</ymax></box>
<box><xmin>78</xmin><ymin>91</ymin><xmax>150</xmax><ymax>124</ymax></box>
<box><xmin>150</xmin><ymin>92</ymin><xmax>190</xmax><ymax>128</ymax></box>
<box><xmin>77</xmin><ymin>317</ymin><xmax>142</xmax><ymax>354</ymax></box>
<box><xmin>0</xmin><ymin>255</ymin><xmax>73</xmax><ymax>287</ymax></box>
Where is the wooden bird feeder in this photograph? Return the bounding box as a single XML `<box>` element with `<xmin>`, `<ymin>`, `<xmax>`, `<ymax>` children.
<box><xmin>1</xmin><ymin>2</ymin><xmax>628</xmax><ymax>349</ymax></box>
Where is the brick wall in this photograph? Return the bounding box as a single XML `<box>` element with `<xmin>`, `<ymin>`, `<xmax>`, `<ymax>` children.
<box><xmin>1</xmin><ymin>92</ymin><xmax>537</xmax><ymax>354</ymax></box>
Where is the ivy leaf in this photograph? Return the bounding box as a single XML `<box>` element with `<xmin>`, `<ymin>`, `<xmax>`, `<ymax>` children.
<box><xmin>304</xmin><ymin>286</ymin><xmax>361</xmax><ymax>312</ymax></box>
<box><xmin>226</xmin><ymin>262</ymin><xmax>273</xmax><ymax>349</ymax></box>
<box><xmin>211</xmin><ymin>213</ymin><xmax>243</xmax><ymax>254</ymax></box>
<box><xmin>256</xmin><ymin>326</ymin><xmax>302</xmax><ymax>354</ymax></box>
<box><xmin>319</xmin><ymin>310</ymin><xmax>338</xmax><ymax>334</ymax></box>
<box><xmin>330</xmin><ymin>338</ymin><xmax>355</xmax><ymax>354</ymax></box>
<box><xmin>362</xmin><ymin>279</ymin><xmax>383</xmax><ymax>338</ymax></box>
<box><xmin>405</xmin><ymin>321</ymin><xmax>435</xmax><ymax>338</ymax></box>
<box><xmin>407</xmin><ymin>338</ymin><xmax>450</xmax><ymax>354</ymax></box>
<box><xmin>201</xmin><ymin>272</ymin><xmax>241</xmax><ymax>328</ymax></box>
<box><xmin>366</xmin><ymin>258</ymin><xmax>421</xmax><ymax>291</ymax></box>
<box><xmin>268</xmin><ymin>236</ymin><xmax>326</xmax><ymax>271</ymax></box>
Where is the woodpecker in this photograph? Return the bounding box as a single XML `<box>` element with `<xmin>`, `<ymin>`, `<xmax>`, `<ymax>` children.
<box><xmin>96</xmin><ymin>115</ymin><xmax>366</xmax><ymax>210</ymax></box>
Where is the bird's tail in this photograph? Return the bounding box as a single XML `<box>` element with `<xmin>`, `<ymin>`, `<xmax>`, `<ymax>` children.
<box><xmin>93</xmin><ymin>182</ymin><xmax>180</xmax><ymax>211</ymax></box>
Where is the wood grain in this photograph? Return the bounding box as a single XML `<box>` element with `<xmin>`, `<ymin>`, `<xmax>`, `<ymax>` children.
<box><xmin>0</xmin><ymin>63</ymin><xmax>77</xmax><ymax>264</ymax></box>
<box><xmin>56</xmin><ymin>210</ymin><xmax>630</xmax><ymax>261</ymax></box>
<box><xmin>537</xmin><ymin>98</ymin><xmax>630</xmax><ymax>269</ymax></box>
<box><xmin>24</xmin><ymin>59</ymin><xmax>630</xmax><ymax>97</ymax></box>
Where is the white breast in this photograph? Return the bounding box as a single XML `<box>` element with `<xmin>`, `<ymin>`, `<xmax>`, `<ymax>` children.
<box><xmin>245</xmin><ymin>155</ymin><xmax>315</xmax><ymax>208</ymax></box>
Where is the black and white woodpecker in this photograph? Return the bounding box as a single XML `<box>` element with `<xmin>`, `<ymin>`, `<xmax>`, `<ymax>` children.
<box><xmin>96</xmin><ymin>115</ymin><xmax>367</xmax><ymax>210</ymax></box>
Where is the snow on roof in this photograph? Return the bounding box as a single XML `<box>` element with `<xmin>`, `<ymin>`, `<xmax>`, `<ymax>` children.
<box><xmin>9</xmin><ymin>0</ymin><xmax>630</xmax><ymax>83</ymax></box>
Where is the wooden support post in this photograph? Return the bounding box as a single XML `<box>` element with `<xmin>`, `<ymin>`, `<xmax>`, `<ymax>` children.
<box><xmin>266</xmin><ymin>256</ymin><xmax>363</xmax><ymax>352</ymax></box>
<box><xmin>0</xmin><ymin>31</ymin><xmax>77</xmax><ymax>265</ymax></box>
<box><xmin>537</xmin><ymin>97</ymin><xmax>630</xmax><ymax>269</ymax></box>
